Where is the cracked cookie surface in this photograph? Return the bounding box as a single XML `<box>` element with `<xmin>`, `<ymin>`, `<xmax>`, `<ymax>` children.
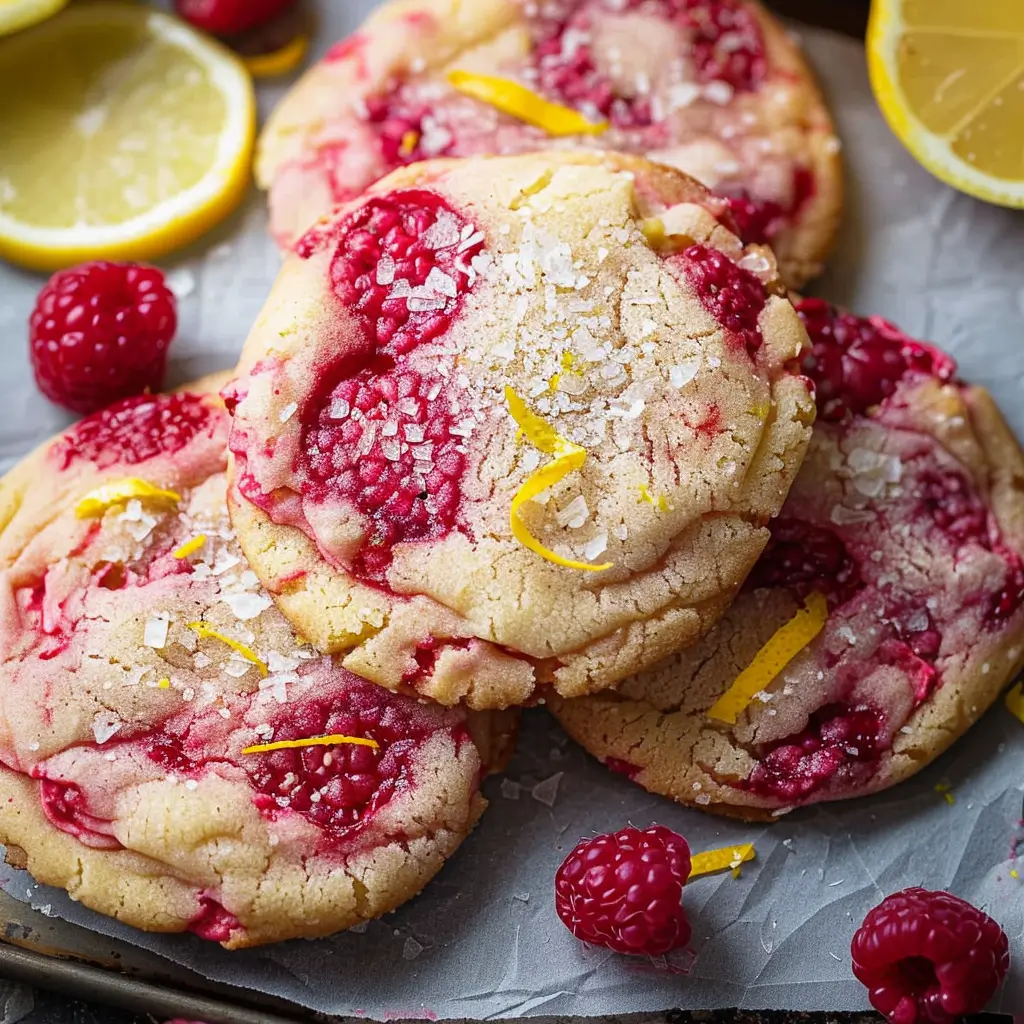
<box><xmin>0</xmin><ymin>377</ymin><xmax>515</xmax><ymax>949</ymax></box>
<box><xmin>550</xmin><ymin>301</ymin><xmax>1024</xmax><ymax>818</ymax></box>
<box><xmin>225</xmin><ymin>151</ymin><xmax>815</xmax><ymax>709</ymax></box>
<box><xmin>258</xmin><ymin>0</ymin><xmax>842</xmax><ymax>290</ymax></box>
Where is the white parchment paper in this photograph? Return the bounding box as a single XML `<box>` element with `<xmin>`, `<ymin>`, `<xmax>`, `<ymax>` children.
<box><xmin>0</xmin><ymin>9</ymin><xmax>1022</xmax><ymax>1018</ymax></box>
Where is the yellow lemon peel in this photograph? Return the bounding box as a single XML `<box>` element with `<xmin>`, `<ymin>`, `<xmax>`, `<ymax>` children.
<box><xmin>639</xmin><ymin>485</ymin><xmax>672</xmax><ymax>512</ymax></box>
<box><xmin>505</xmin><ymin>387</ymin><xmax>612</xmax><ymax>573</ymax></box>
<box><xmin>399</xmin><ymin>130</ymin><xmax>420</xmax><ymax>157</ymax></box>
<box><xmin>689</xmin><ymin>844</ymin><xmax>756</xmax><ymax>880</ymax></box>
<box><xmin>934</xmin><ymin>782</ymin><xmax>956</xmax><ymax>806</ymax></box>
<box><xmin>707</xmin><ymin>593</ymin><xmax>829</xmax><ymax>725</ymax></box>
<box><xmin>187</xmin><ymin>622</ymin><xmax>268</xmax><ymax>677</ymax></box>
<box><xmin>1006</xmin><ymin>682</ymin><xmax>1024</xmax><ymax>725</ymax></box>
<box><xmin>157</xmin><ymin>678</ymin><xmax>171</xmax><ymax>690</ymax></box>
<box><xmin>173</xmin><ymin>534</ymin><xmax>207</xmax><ymax>559</ymax></box>
<box><xmin>242</xmin><ymin>734</ymin><xmax>380</xmax><ymax>755</ymax></box>
<box><xmin>446</xmin><ymin>70</ymin><xmax>607</xmax><ymax>137</ymax></box>
<box><xmin>76</xmin><ymin>478</ymin><xmax>181</xmax><ymax>519</ymax></box>
<box><xmin>243</xmin><ymin>34</ymin><xmax>308</xmax><ymax>78</ymax></box>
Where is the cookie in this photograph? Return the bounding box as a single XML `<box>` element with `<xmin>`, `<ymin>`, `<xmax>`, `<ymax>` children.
<box><xmin>0</xmin><ymin>379</ymin><xmax>516</xmax><ymax>949</ymax></box>
<box><xmin>225</xmin><ymin>151</ymin><xmax>816</xmax><ymax>710</ymax></box>
<box><xmin>257</xmin><ymin>0</ymin><xmax>842</xmax><ymax>290</ymax></box>
<box><xmin>550</xmin><ymin>300</ymin><xmax>1024</xmax><ymax>819</ymax></box>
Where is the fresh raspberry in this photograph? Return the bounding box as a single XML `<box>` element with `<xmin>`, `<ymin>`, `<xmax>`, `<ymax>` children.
<box><xmin>29</xmin><ymin>261</ymin><xmax>177</xmax><ymax>414</ymax></box>
<box><xmin>747</xmin><ymin>519</ymin><xmax>862</xmax><ymax>607</ymax></box>
<box><xmin>174</xmin><ymin>0</ymin><xmax>296</xmax><ymax>36</ymax></box>
<box><xmin>851</xmin><ymin>888</ymin><xmax>1010</xmax><ymax>1024</ymax></box>
<box><xmin>555</xmin><ymin>824</ymin><xmax>692</xmax><ymax>956</ymax></box>
<box><xmin>674</xmin><ymin>244</ymin><xmax>765</xmax><ymax>357</ymax></box>
<box><xmin>747</xmin><ymin>703</ymin><xmax>884</xmax><ymax>800</ymax></box>
<box><xmin>51</xmin><ymin>392</ymin><xmax>214</xmax><ymax>470</ymax></box>
<box><xmin>795</xmin><ymin>299</ymin><xmax>956</xmax><ymax>422</ymax></box>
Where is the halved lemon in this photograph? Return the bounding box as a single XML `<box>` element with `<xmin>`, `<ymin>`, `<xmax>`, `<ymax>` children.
<box><xmin>868</xmin><ymin>0</ymin><xmax>1024</xmax><ymax>208</ymax></box>
<box><xmin>0</xmin><ymin>3</ymin><xmax>256</xmax><ymax>271</ymax></box>
<box><xmin>0</xmin><ymin>0</ymin><xmax>67</xmax><ymax>37</ymax></box>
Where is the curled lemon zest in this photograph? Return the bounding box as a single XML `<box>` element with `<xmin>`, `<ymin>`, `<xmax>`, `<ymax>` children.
<box><xmin>243</xmin><ymin>34</ymin><xmax>308</xmax><ymax>78</ymax></box>
<box><xmin>689</xmin><ymin>844</ymin><xmax>756</xmax><ymax>880</ymax></box>
<box><xmin>76</xmin><ymin>478</ymin><xmax>180</xmax><ymax>519</ymax></box>
<box><xmin>707</xmin><ymin>593</ymin><xmax>829</xmax><ymax>725</ymax></box>
<box><xmin>242</xmin><ymin>734</ymin><xmax>380</xmax><ymax>754</ymax></box>
<box><xmin>446</xmin><ymin>70</ymin><xmax>607</xmax><ymax>137</ymax></box>
<box><xmin>187</xmin><ymin>622</ymin><xmax>268</xmax><ymax>677</ymax></box>
<box><xmin>506</xmin><ymin>388</ymin><xmax>612</xmax><ymax>572</ymax></box>
<box><xmin>1006</xmin><ymin>681</ymin><xmax>1024</xmax><ymax>725</ymax></box>
<box><xmin>173</xmin><ymin>534</ymin><xmax>207</xmax><ymax>559</ymax></box>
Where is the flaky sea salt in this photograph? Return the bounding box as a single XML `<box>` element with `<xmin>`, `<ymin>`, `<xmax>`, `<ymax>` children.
<box><xmin>531</xmin><ymin>773</ymin><xmax>563</xmax><ymax>807</ymax></box>
<box><xmin>223</xmin><ymin>591</ymin><xmax>273</xmax><ymax>621</ymax></box>
<box><xmin>92</xmin><ymin>711</ymin><xmax>123</xmax><ymax>745</ymax></box>
<box><xmin>556</xmin><ymin>495</ymin><xmax>589</xmax><ymax>529</ymax></box>
<box><xmin>143</xmin><ymin>613</ymin><xmax>170</xmax><ymax>649</ymax></box>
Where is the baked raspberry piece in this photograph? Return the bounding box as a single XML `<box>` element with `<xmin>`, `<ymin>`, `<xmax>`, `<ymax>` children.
<box><xmin>174</xmin><ymin>0</ymin><xmax>296</xmax><ymax>36</ymax></box>
<box><xmin>29</xmin><ymin>261</ymin><xmax>177</xmax><ymax>414</ymax></box>
<box><xmin>852</xmin><ymin>888</ymin><xmax>1010</xmax><ymax>1024</ymax></box>
<box><xmin>795</xmin><ymin>298</ymin><xmax>956</xmax><ymax>422</ymax></box>
<box><xmin>555</xmin><ymin>824</ymin><xmax>692</xmax><ymax>955</ymax></box>
<box><xmin>676</xmin><ymin>243</ymin><xmax>766</xmax><ymax>356</ymax></box>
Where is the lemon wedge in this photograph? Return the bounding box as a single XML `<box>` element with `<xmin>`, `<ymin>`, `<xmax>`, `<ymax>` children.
<box><xmin>0</xmin><ymin>0</ymin><xmax>66</xmax><ymax>37</ymax></box>
<box><xmin>0</xmin><ymin>3</ymin><xmax>256</xmax><ymax>270</ymax></box>
<box><xmin>868</xmin><ymin>0</ymin><xmax>1024</xmax><ymax>208</ymax></box>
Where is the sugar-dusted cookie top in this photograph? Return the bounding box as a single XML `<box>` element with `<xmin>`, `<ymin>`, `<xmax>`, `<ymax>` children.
<box><xmin>226</xmin><ymin>152</ymin><xmax>816</xmax><ymax>709</ymax></box>
<box><xmin>258</xmin><ymin>0</ymin><xmax>842</xmax><ymax>288</ymax></box>
<box><xmin>551</xmin><ymin>302</ymin><xmax>1024</xmax><ymax>818</ymax></box>
<box><xmin>0</xmin><ymin>380</ymin><xmax>513</xmax><ymax>948</ymax></box>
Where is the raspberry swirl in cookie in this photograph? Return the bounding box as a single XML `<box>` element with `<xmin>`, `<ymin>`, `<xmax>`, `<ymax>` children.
<box><xmin>225</xmin><ymin>152</ymin><xmax>816</xmax><ymax>710</ymax></box>
<box><xmin>258</xmin><ymin>0</ymin><xmax>842</xmax><ymax>289</ymax></box>
<box><xmin>550</xmin><ymin>301</ymin><xmax>1024</xmax><ymax>818</ymax></box>
<box><xmin>0</xmin><ymin>380</ymin><xmax>513</xmax><ymax>948</ymax></box>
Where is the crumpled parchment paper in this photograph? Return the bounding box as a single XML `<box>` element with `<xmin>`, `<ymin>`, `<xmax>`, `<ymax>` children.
<box><xmin>0</xmin><ymin>9</ymin><xmax>1022</xmax><ymax>1019</ymax></box>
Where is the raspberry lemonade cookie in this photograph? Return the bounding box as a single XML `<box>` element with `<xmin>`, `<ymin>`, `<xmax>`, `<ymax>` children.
<box><xmin>257</xmin><ymin>0</ymin><xmax>842</xmax><ymax>289</ymax></box>
<box><xmin>225</xmin><ymin>152</ymin><xmax>816</xmax><ymax>710</ymax></box>
<box><xmin>550</xmin><ymin>300</ymin><xmax>1024</xmax><ymax>818</ymax></box>
<box><xmin>0</xmin><ymin>381</ymin><xmax>514</xmax><ymax>949</ymax></box>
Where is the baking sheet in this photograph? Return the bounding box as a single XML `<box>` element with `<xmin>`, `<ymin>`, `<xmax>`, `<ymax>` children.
<box><xmin>0</xmin><ymin>8</ymin><xmax>1023</xmax><ymax>1019</ymax></box>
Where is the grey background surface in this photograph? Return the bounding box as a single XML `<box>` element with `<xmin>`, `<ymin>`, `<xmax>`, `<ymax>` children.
<box><xmin>0</xmin><ymin>7</ymin><xmax>1022</xmax><ymax>1022</ymax></box>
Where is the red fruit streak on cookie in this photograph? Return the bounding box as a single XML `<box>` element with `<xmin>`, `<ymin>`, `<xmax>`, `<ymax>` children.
<box><xmin>604</xmin><ymin>756</ymin><xmax>641</xmax><ymax>779</ymax></box>
<box><xmin>36</xmin><ymin>779</ymin><xmax>123</xmax><ymax>850</ymax></box>
<box><xmin>188</xmin><ymin>896</ymin><xmax>243</xmax><ymax>942</ymax></box>
<box><xmin>717</xmin><ymin>167</ymin><xmax>816</xmax><ymax>246</ymax></box>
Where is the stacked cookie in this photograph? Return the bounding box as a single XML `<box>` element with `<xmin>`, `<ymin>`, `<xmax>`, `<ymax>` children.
<box><xmin>2</xmin><ymin>0</ymin><xmax>1023</xmax><ymax>952</ymax></box>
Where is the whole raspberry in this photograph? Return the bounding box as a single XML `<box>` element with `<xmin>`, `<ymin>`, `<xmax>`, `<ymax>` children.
<box><xmin>174</xmin><ymin>0</ymin><xmax>296</xmax><ymax>36</ymax></box>
<box><xmin>851</xmin><ymin>888</ymin><xmax>1010</xmax><ymax>1024</ymax></box>
<box><xmin>29</xmin><ymin>261</ymin><xmax>177</xmax><ymax>414</ymax></box>
<box><xmin>555</xmin><ymin>824</ymin><xmax>692</xmax><ymax>956</ymax></box>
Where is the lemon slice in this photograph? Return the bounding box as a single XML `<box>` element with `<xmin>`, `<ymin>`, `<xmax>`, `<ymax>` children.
<box><xmin>0</xmin><ymin>0</ymin><xmax>66</xmax><ymax>36</ymax></box>
<box><xmin>0</xmin><ymin>3</ymin><xmax>256</xmax><ymax>270</ymax></box>
<box><xmin>868</xmin><ymin>0</ymin><xmax>1024</xmax><ymax>208</ymax></box>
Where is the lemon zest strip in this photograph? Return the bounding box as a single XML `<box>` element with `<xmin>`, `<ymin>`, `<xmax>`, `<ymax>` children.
<box><xmin>689</xmin><ymin>844</ymin><xmax>756</xmax><ymax>880</ymax></box>
<box><xmin>242</xmin><ymin>734</ymin><xmax>380</xmax><ymax>755</ymax></box>
<box><xmin>173</xmin><ymin>534</ymin><xmax>208</xmax><ymax>559</ymax></box>
<box><xmin>446</xmin><ymin>70</ymin><xmax>607</xmax><ymax>137</ymax></box>
<box><xmin>399</xmin><ymin>130</ymin><xmax>420</xmax><ymax>157</ymax></box>
<box><xmin>187</xmin><ymin>622</ymin><xmax>268</xmax><ymax>677</ymax></box>
<box><xmin>934</xmin><ymin>782</ymin><xmax>956</xmax><ymax>806</ymax></box>
<box><xmin>76</xmin><ymin>478</ymin><xmax>181</xmax><ymax>519</ymax></box>
<box><xmin>1006</xmin><ymin>681</ymin><xmax>1024</xmax><ymax>725</ymax></box>
<box><xmin>505</xmin><ymin>387</ymin><xmax>612</xmax><ymax>573</ymax></box>
<box><xmin>707</xmin><ymin>593</ymin><xmax>829</xmax><ymax>725</ymax></box>
<box><xmin>243</xmin><ymin>34</ymin><xmax>309</xmax><ymax>78</ymax></box>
